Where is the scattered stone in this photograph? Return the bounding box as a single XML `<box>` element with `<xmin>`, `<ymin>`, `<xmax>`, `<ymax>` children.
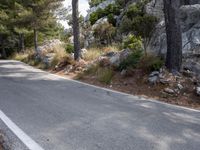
<box><xmin>164</xmin><ymin>88</ymin><xmax>175</xmax><ymax>95</ymax></box>
<box><xmin>177</xmin><ymin>84</ymin><xmax>184</xmax><ymax>90</ymax></box>
<box><xmin>149</xmin><ymin>71</ymin><xmax>160</xmax><ymax>77</ymax></box>
<box><xmin>160</xmin><ymin>79</ymin><xmax>170</xmax><ymax>84</ymax></box>
<box><xmin>80</xmin><ymin>48</ymin><xmax>88</xmax><ymax>57</ymax></box>
<box><xmin>148</xmin><ymin>76</ymin><xmax>159</xmax><ymax>85</ymax></box>
<box><xmin>120</xmin><ymin>69</ymin><xmax>127</xmax><ymax>76</ymax></box>
<box><xmin>64</xmin><ymin>65</ymin><xmax>73</xmax><ymax>74</ymax></box>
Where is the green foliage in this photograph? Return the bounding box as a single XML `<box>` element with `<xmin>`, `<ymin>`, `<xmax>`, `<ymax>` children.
<box><xmin>120</xmin><ymin>0</ymin><xmax>156</xmax><ymax>34</ymax></box>
<box><xmin>138</xmin><ymin>55</ymin><xmax>164</xmax><ymax>72</ymax></box>
<box><xmin>89</xmin><ymin>12</ymin><xmax>99</xmax><ymax>25</ymax></box>
<box><xmin>89</xmin><ymin>0</ymin><xmax>107</xmax><ymax>7</ymax></box>
<box><xmin>132</xmin><ymin>15</ymin><xmax>158</xmax><ymax>40</ymax></box>
<box><xmin>89</xmin><ymin>4</ymin><xmax>121</xmax><ymax>25</ymax></box>
<box><xmin>107</xmin><ymin>14</ymin><xmax>116</xmax><ymax>26</ymax></box>
<box><xmin>119</xmin><ymin>16</ymin><xmax>133</xmax><ymax>34</ymax></box>
<box><xmin>123</xmin><ymin>35</ymin><xmax>143</xmax><ymax>51</ymax></box>
<box><xmin>65</xmin><ymin>43</ymin><xmax>74</xmax><ymax>53</ymax></box>
<box><xmin>93</xmin><ymin>22</ymin><xmax>116</xmax><ymax>45</ymax></box>
<box><xmin>118</xmin><ymin>50</ymin><xmax>143</xmax><ymax>71</ymax></box>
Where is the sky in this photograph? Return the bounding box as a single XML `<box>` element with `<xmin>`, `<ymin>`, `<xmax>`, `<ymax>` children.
<box><xmin>63</xmin><ymin>0</ymin><xmax>89</xmax><ymax>16</ymax></box>
<box><xmin>61</xmin><ymin>0</ymin><xmax>89</xmax><ymax>28</ymax></box>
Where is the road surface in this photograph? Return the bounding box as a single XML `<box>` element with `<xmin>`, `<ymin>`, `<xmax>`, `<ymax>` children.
<box><xmin>0</xmin><ymin>60</ymin><xmax>200</xmax><ymax>150</ymax></box>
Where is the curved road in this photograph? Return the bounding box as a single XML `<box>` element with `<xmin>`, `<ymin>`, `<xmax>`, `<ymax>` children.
<box><xmin>0</xmin><ymin>60</ymin><xmax>200</xmax><ymax>150</ymax></box>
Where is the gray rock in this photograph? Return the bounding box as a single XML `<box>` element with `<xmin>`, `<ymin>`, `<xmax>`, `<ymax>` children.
<box><xmin>160</xmin><ymin>79</ymin><xmax>170</xmax><ymax>84</ymax></box>
<box><xmin>109</xmin><ymin>53</ymin><xmax>120</xmax><ymax>66</ymax></box>
<box><xmin>43</xmin><ymin>53</ymin><xmax>56</xmax><ymax>66</ymax></box>
<box><xmin>64</xmin><ymin>65</ymin><xmax>73</xmax><ymax>75</ymax></box>
<box><xmin>149</xmin><ymin>71</ymin><xmax>160</xmax><ymax>77</ymax></box>
<box><xmin>164</xmin><ymin>88</ymin><xmax>175</xmax><ymax>95</ymax></box>
<box><xmin>148</xmin><ymin>76</ymin><xmax>159</xmax><ymax>85</ymax></box>
<box><xmin>196</xmin><ymin>87</ymin><xmax>200</xmax><ymax>96</ymax></box>
<box><xmin>177</xmin><ymin>84</ymin><xmax>184</xmax><ymax>90</ymax></box>
<box><xmin>120</xmin><ymin>69</ymin><xmax>127</xmax><ymax>76</ymax></box>
<box><xmin>109</xmin><ymin>49</ymin><xmax>131</xmax><ymax>67</ymax></box>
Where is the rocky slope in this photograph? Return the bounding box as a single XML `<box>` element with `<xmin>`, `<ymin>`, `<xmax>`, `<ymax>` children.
<box><xmin>86</xmin><ymin>0</ymin><xmax>200</xmax><ymax>74</ymax></box>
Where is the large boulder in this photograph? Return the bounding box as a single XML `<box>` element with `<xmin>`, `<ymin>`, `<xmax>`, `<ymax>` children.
<box><xmin>99</xmin><ymin>49</ymin><xmax>131</xmax><ymax>67</ymax></box>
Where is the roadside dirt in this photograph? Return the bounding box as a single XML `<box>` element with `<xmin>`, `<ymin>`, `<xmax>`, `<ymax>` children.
<box><xmin>50</xmin><ymin>68</ymin><xmax>200</xmax><ymax>110</ymax></box>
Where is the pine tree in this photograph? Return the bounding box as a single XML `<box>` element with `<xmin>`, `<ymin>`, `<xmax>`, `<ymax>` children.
<box><xmin>18</xmin><ymin>0</ymin><xmax>64</xmax><ymax>53</ymax></box>
<box><xmin>163</xmin><ymin>0</ymin><xmax>182</xmax><ymax>72</ymax></box>
<box><xmin>72</xmin><ymin>0</ymin><xmax>81</xmax><ymax>61</ymax></box>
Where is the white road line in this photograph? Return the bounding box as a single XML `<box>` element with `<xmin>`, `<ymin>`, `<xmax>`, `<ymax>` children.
<box><xmin>0</xmin><ymin>110</ymin><xmax>44</xmax><ymax>150</ymax></box>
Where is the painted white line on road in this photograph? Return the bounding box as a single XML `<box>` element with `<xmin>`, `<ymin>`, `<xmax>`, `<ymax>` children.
<box><xmin>0</xmin><ymin>110</ymin><xmax>44</xmax><ymax>150</ymax></box>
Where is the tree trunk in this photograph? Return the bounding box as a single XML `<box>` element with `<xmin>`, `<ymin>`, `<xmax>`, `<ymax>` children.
<box><xmin>34</xmin><ymin>28</ymin><xmax>38</xmax><ymax>54</ymax></box>
<box><xmin>72</xmin><ymin>0</ymin><xmax>80</xmax><ymax>61</ymax></box>
<box><xmin>2</xmin><ymin>48</ymin><xmax>7</xmax><ymax>59</ymax></box>
<box><xmin>19</xmin><ymin>33</ymin><xmax>25</xmax><ymax>52</ymax></box>
<box><xmin>163</xmin><ymin>0</ymin><xmax>182</xmax><ymax>72</ymax></box>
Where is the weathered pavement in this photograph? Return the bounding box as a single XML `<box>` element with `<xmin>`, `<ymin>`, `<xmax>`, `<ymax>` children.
<box><xmin>0</xmin><ymin>60</ymin><xmax>200</xmax><ymax>150</ymax></box>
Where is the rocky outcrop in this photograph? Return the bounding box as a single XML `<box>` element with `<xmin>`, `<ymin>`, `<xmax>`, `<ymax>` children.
<box><xmin>148</xmin><ymin>1</ymin><xmax>200</xmax><ymax>56</ymax></box>
<box><xmin>85</xmin><ymin>0</ymin><xmax>115</xmax><ymax>21</ymax></box>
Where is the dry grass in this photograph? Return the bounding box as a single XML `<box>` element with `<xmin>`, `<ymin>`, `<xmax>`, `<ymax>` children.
<box><xmin>50</xmin><ymin>44</ymin><xmax>69</xmax><ymax>67</ymax></box>
<box><xmin>84</xmin><ymin>45</ymin><xmax>120</xmax><ymax>61</ymax></box>
<box><xmin>83</xmin><ymin>48</ymin><xmax>102</xmax><ymax>61</ymax></box>
<box><xmin>11</xmin><ymin>49</ymin><xmax>34</xmax><ymax>62</ymax></box>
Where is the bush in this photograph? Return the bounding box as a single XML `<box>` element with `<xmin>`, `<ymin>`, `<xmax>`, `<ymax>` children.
<box><xmin>123</xmin><ymin>34</ymin><xmax>143</xmax><ymax>51</ymax></box>
<box><xmin>97</xmin><ymin>68</ymin><xmax>114</xmax><ymax>84</ymax></box>
<box><xmin>138</xmin><ymin>55</ymin><xmax>164</xmax><ymax>72</ymax></box>
<box><xmin>65</xmin><ymin>43</ymin><xmax>74</xmax><ymax>53</ymax></box>
<box><xmin>107</xmin><ymin>14</ymin><xmax>116</xmax><ymax>26</ymax></box>
<box><xmin>90</xmin><ymin>12</ymin><xmax>99</xmax><ymax>25</ymax></box>
<box><xmin>89</xmin><ymin>4</ymin><xmax>121</xmax><ymax>25</ymax></box>
<box><xmin>118</xmin><ymin>50</ymin><xmax>143</xmax><ymax>71</ymax></box>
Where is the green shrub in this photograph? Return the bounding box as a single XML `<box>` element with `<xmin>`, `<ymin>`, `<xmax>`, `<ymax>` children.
<box><xmin>89</xmin><ymin>4</ymin><xmax>121</xmax><ymax>25</ymax></box>
<box><xmin>123</xmin><ymin>34</ymin><xmax>143</xmax><ymax>51</ymax></box>
<box><xmin>107</xmin><ymin>14</ymin><xmax>116</xmax><ymax>26</ymax></box>
<box><xmin>97</xmin><ymin>68</ymin><xmax>114</xmax><ymax>84</ymax></box>
<box><xmin>138</xmin><ymin>55</ymin><xmax>164</xmax><ymax>72</ymax></box>
<box><xmin>89</xmin><ymin>12</ymin><xmax>99</xmax><ymax>25</ymax></box>
<box><xmin>118</xmin><ymin>50</ymin><xmax>143</xmax><ymax>71</ymax></box>
<box><xmin>84</xmin><ymin>64</ymin><xmax>100</xmax><ymax>75</ymax></box>
<box><xmin>89</xmin><ymin>0</ymin><xmax>107</xmax><ymax>7</ymax></box>
<box><xmin>65</xmin><ymin>43</ymin><xmax>74</xmax><ymax>53</ymax></box>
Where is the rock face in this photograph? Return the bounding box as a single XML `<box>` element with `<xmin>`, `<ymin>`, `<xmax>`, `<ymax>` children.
<box><xmin>85</xmin><ymin>0</ymin><xmax>115</xmax><ymax>21</ymax></box>
<box><xmin>148</xmin><ymin>1</ymin><xmax>200</xmax><ymax>57</ymax></box>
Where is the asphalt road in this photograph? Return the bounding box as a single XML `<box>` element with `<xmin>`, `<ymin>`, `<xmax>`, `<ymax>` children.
<box><xmin>0</xmin><ymin>60</ymin><xmax>200</xmax><ymax>150</ymax></box>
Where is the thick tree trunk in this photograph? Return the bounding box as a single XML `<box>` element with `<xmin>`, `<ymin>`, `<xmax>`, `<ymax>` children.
<box><xmin>34</xmin><ymin>28</ymin><xmax>38</xmax><ymax>54</ymax></box>
<box><xmin>72</xmin><ymin>0</ymin><xmax>80</xmax><ymax>61</ymax></box>
<box><xmin>163</xmin><ymin>0</ymin><xmax>182</xmax><ymax>72</ymax></box>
